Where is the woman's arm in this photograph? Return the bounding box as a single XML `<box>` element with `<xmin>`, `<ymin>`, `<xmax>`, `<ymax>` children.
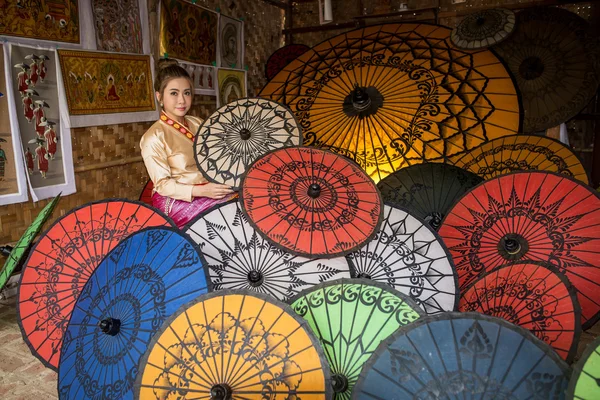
<box><xmin>141</xmin><ymin>133</ymin><xmax>195</xmax><ymax>202</ymax></box>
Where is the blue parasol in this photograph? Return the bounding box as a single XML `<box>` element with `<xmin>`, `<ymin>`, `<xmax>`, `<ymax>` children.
<box><xmin>57</xmin><ymin>226</ymin><xmax>211</xmax><ymax>400</ymax></box>
<box><xmin>353</xmin><ymin>312</ymin><xmax>570</xmax><ymax>399</ymax></box>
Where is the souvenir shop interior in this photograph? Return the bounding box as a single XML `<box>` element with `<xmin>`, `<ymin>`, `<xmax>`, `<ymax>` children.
<box><xmin>0</xmin><ymin>0</ymin><xmax>599</xmax><ymax>399</ymax></box>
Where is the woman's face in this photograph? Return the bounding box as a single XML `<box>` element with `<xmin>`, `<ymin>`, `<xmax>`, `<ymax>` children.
<box><xmin>157</xmin><ymin>77</ymin><xmax>192</xmax><ymax>119</ymax></box>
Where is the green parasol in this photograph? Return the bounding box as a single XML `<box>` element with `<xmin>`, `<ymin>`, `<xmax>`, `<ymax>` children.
<box><xmin>0</xmin><ymin>194</ymin><xmax>60</xmax><ymax>294</ymax></box>
<box><xmin>289</xmin><ymin>278</ymin><xmax>423</xmax><ymax>399</ymax></box>
<box><xmin>567</xmin><ymin>334</ymin><xmax>600</xmax><ymax>399</ymax></box>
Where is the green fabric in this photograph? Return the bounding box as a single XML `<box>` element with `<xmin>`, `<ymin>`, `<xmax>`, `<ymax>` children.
<box><xmin>290</xmin><ymin>279</ymin><xmax>423</xmax><ymax>400</ymax></box>
<box><xmin>574</xmin><ymin>346</ymin><xmax>600</xmax><ymax>399</ymax></box>
<box><xmin>0</xmin><ymin>194</ymin><xmax>60</xmax><ymax>291</ymax></box>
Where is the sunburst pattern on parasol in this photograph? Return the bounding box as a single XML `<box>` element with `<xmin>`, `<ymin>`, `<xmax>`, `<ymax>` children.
<box><xmin>346</xmin><ymin>204</ymin><xmax>458</xmax><ymax>315</ymax></box>
<box><xmin>453</xmin><ymin>134</ymin><xmax>590</xmax><ymax>184</ymax></box>
<box><xmin>493</xmin><ymin>7</ymin><xmax>600</xmax><ymax>133</ymax></box>
<box><xmin>135</xmin><ymin>290</ymin><xmax>332</xmax><ymax>399</ymax></box>
<box><xmin>451</xmin><ymin>8</ymin><xmax>516</xmax><ymax>50</ymax></box>
<box><xmin>17</xmin><ymin>199</ymin><xmax>174</xmax><ymax>370</ymax></box>
<box><xmin>240</xmin><ymin>146</ymin><xmax>383</xmax><ymax>259</ymax></box>
<box><xmin>260</xmin><ymin>23</ymin><xmax>521</xmax><ymax>182</ymax></box>
<box><xmin>194</xmin><ymin>97</ymin><xmax>302</xmax><ymax>189</ymax></box>
<box><xmin>376</xmin><ymin>163</ymin><xmax>482</xmax><ymax>230</ymax></box>
<box><xmin>185</xmin><ymin>199</ymin><xmax>352</xmax><ymax>301</ymax></box>
<box><xmin>439</xmin><ymin>171</ymin><xmax>600</xmax><ymax>329</ymax></box>
<box><xmin>459</xmin><ymin>262</ymin><xmax>581</xmax><ymax>363</ymax></box>
<box><xmin>353</xmin><ymin>313</ymin><xmax>570</xmax><ymax>399</ymax></box>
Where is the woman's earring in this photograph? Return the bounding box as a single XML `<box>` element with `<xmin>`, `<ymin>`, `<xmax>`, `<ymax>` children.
<box><xmin>159</xmin><ymin>101</ymin><xmax>164</xmax><ymax>107</ymax></box>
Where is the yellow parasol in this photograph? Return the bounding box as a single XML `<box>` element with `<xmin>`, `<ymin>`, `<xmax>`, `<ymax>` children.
<box><xmin>260</xmin><ymin>23</ymin><xmax>521</xmax><ymax>182</ymax></box>
<box><xmin>452</xmin><ymin>134</ymin><xmax>589</xmax><ymax>184</ymax></box>
<box><xmin>135</xmin><ymin>291</ymin><xmax>331</xmax><ymax>399</ymax></box>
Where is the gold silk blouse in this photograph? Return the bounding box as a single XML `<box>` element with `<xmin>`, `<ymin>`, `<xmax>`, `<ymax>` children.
<box><xmin>140</xmin><ymin>115</ymin><xmax>206</xmax><ymax>202</ymax></box>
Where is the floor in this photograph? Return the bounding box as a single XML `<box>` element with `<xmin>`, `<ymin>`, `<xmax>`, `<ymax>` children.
<box><xmin>0</xmin><ymin>299</ymin><xmax>58</xmax><ymax>400</ymax></box>
<box><xmin>0</xmin><ymin>290</ymin><xmax>600</xmax><ymax>399</ymax></box>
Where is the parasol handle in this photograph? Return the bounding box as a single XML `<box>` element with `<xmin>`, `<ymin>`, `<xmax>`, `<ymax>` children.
<box><xmin>239</xmin><ymin>128</ymin><xmax>252</xmax><ymax>141</ymax></box>
<box><xmin>307</xmin><ymin>183</ymin><xmax>321</xmax><ymax>199</ymax></box>
<box><xmin>352</xmin><ymin>85</ymin><xmax>371</xmax><ymax>111</ymax></box>
<box><xmin>0</xmin><ymin>245</ymin><xmax>14</xmax><ymax>257</ymax></box>
<box><xmin>210</xmin><ymin>383</ymin><xmax>233</xmax><ymax>400</ymax></box>
<box><xmin>99</xmin><ymin>318</ymin><xmax>121</xmax><ymax>336</ymax></box>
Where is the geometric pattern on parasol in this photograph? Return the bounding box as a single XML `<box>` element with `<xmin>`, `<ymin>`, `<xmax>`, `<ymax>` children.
<box><xmin>265</xmin><ymin>43</ymin><xmax>311</xmax><ymax>81</ymax></box>
<box><xmin>240</xmin><ymin>147</ymin><xmax>383</xmax><ymax>259</ymax></box>
<box><xmin>17</xmin><ymin>199</ymin><xmax>174</xmax><ymax>370</ymax></box>
<box><xmin>353</xmin><ymin>312</ymin><xmax>570</xmax><ymax>399</ymax></box>
<box><xmin>346</xmin><ymin>204</ymin><xmax>458</xmax><ymax>315</ymax></box>
<box><xmin>567</xmin><ymin>335</ymin><xmax>600</xmax><ymax>400</ymax></box>
<box><xmin>459</xmin><ymin>262</ymin><xmax>581</xmax><ymax>363</ymax></box>
<box><xmin>376</xmin><ymin>163</ymin><xmax>483</xmax><ymax>230</ymax></box>
<box><xmin>194</xmin><ymin>98</ymin><xmax>302</xmax><ymax>189</ymax></box>
<box><xmin>135</xmin><ymin>290</ymin><xmax>332</xmax><ymax>399</ymax></box>
<box><xmin>139</xmin><ymin>179</ymin><xmax>154</xmax><ymax>205</ymax></box>
<box><xmin>0</xmin><ymin>194</ymin><xmax>60</xmax><ymax>293</ymax></box>
<box><xmin>185</xmin><ymin>199</ymin><xmax>351</xmax><ymax>301</ymax></box>
<box><xmin>438</xmin><ymin>171</ymin><xmax>600</xmax><ymax>329</ymax></box>
<box><xmin>452</xmin><ymin>134</ymin><xmax>590</xmax><ymax>184</ymax></box>
<box><xmin>289</xmin><ymin>278</ymin><xmax>423</xmax><ymax>399</ymax></box>
<box><xmin>493</xmin><ymin>7</ymin><xmax>600</xmax><ymax>133</ymax></box>
<box><xmin>58</xmin><ymin>227</ymin><xmax>211</xmax><ymax>400</ymax></box>
<box><xmin>451</xmin><ymin>8</ymin><xmax>516</xmax><ymax>50</ymax></box>
<box><xmin>260</xmin><ymin>23</ymin><xmax>521</xmax><ymax>182</ymax></box>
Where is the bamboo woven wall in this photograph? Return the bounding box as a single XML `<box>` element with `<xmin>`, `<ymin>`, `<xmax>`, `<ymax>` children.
<box><xmin>0</xmin><ymin>0</ymin><xmax>284</xmax><ymax>246</ymax></box>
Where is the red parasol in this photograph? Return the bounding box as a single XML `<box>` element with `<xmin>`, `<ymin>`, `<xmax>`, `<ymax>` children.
<box><xmin>139</xmin><ymin>179</ymin><xmax>154</xmax><ymax>205</ymax></box>
<box><xmin>439</xmin><ymin>171</ymin><xmax>600</xmax><ymax>329</ymax></box>
<box><xmin>240</xmin><ymin>146</ymin><xmax>383</xmax><ymax>259</ymax></box>
<box><xmin>17</xmin><ymin>199</ymin><xmax>174</xmax><ymax>370</ymax></box>
<box><xmin>459</xmin><ymin>262</ymin><xmax>581</xmax><ymax>363</ymax></box>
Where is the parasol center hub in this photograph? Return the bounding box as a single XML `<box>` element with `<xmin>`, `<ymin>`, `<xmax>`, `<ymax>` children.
<box><xmin>247</xmin><ymin>270</ymin><xmax>264</xmax><ymax>287</ymax></box>
<box><xmin>210</xmin><ymin>383</ymin><xmax>233</xmax><ymax>400</ymax></box>
<box><xmin>498</xmin><ymin>233</ymin><xmax>529</xmax><ymax>260</ymax></box>
<box><xmin>332</xmin><ymin>373</ymin><xmax>349</xmax><ymax>393</ymax></box>
<box><xmin>239</xmin><ymin>128</ymin><xmax>252</xmax><ymax>140</ymax></box>
<box><xmin>352</xmin><ymin>86</ymin><xmax>372</xmax><ymax>111</ymax></box>
<box><xmin>99</xmin><ymin>317</ymin><xmax>121</xmax><ymax>336</ymax></box>
<box><xmin>476</xmin><ymin>16</ymin><xmax>486</xmax><ymax>26</ymax></box>
<box><xmin>504</xmin><ymin>239</ymin><xmax>520</xmax><ymax>254</ymax></box>
<box><xmin>425</xmin><ymin>212</ymin><xmax>443</xmax><ymax>230</ymax></box>
<box><xmin>308</xmin><ymin>183</ymin><xmax>321</xmax><ymax>199</ymax></box>
<box><xmin>357</xmin><ymin>272</ymin><xmax>372</xmax><ymax>280</ymax></box>
<box><xmin>519</xmin><ymin>56</ymin><xmax>545</xmax><ymax>80</ymax></box>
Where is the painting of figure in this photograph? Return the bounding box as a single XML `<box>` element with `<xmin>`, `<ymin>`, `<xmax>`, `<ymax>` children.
<box><xmin>219</xmin><ymin>15</ymin><xmax>243</xmax><ymax>68</ymax></box>
<box><xmin>0</xmin><ymin>0</ymin><xmax>80</xmax><ymax>43</ymax></box>
<box><xmin>58</xmin><ymin>50</ymin><xmax>155</xmax><ymax>115</ymax></box>
<box><xmin>160</xmin><ymin>0</ymin><xmax>217</xmax><ymax>64</ymax></box>
<box><xmin>217</xmin><ymin>68</ymin><xmax>246</xmax><ymax>107</ymax></box>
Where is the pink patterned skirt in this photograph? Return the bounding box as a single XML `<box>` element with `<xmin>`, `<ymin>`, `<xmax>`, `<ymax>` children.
<box><xmin>152</xmin><ymin>191</ymin><xmax>236</xmax><ymax>229</ymax></box>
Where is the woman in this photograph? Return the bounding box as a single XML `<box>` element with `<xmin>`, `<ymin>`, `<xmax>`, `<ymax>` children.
<box><xmin>140</xmin><ymin>59</ymin><xmax>234</xmax><ymax>228</ymax></box>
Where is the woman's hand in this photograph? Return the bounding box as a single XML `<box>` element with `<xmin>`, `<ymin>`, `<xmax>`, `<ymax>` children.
<box><xmin>192</xmin><ymin>182</ymin><xmax>235</xmax><ymax>199</ymax></box>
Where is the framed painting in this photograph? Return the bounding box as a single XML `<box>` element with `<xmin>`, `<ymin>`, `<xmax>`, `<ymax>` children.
<box><xmin>0</xmin><ymin>44</ymin><xmax>28</xmax><ymax>205</ymax></box>
<box><xmin>92</xmin><ymin>0</ymin><xmax>143</xmax><ymax>53</ymax></box>
<box><xmin>217</xmin><ymin>68</ymin><xmax>246</xmax><ymax>107</ymax></box>
<box><xmin>179</xmin><ymin>60</ymin><xmax>216</xmax><ymax>96</ymax></box>
<box><xmin>58</xmin><ymin>50</ymin><xmax>155</xmax><ymax>115</ymax></box>
<box><xmin>218</xmin><ymin>15</ymin><xmax>243</xmax><ymax>69</ymax></box>
<box><xmin>0</xmin><ymin>0</ymin><xmax>80</xmax><ymax>43</ymax></box>
<box><xmin>159</xmin><ymin>0</ymin><xmax>218</xmax><ymax>65</ymax></box>
<box><xmin>9</xmin><ymin>44</ymin><xmax>75</xmax><ymax>200</ymax></box>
